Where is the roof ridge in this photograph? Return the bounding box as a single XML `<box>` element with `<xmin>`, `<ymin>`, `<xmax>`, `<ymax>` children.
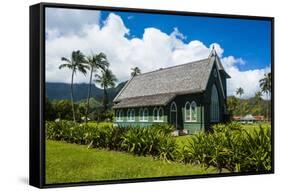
<box><xmin>135</xmin><ymin>57</ymin><xmax>210</xmax><ymax>77</ymax></box>
<box><xmin>116</xmin><ymin>88</ymin><xmax>204</xmax><ymax>102</ymax></box>
<box><xmin>118</xmin><ymin>92</ymin><xmax>176</xmax><ymax>100</ymax></box>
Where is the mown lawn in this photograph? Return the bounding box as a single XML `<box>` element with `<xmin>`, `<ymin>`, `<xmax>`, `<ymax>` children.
<box><xmin>240</xmin><ymin>122</ymin><xmax>271</xmax><ymax>134</ymax></box>
<box><xmin>46</xmin><ymin>140</ymin><xmax>217</xmax><ymax>184</ymax></box>
<box><xmin>87</xmin><ymin>121</ymin><xmax>113</xmax><ymax>127</ymax></box>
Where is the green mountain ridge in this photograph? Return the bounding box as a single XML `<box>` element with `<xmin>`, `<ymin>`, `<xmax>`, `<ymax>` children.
<box><xmin>46</xmin><ymin>81</ymin><xmax>127</xmax><ymax>102</ymax></box>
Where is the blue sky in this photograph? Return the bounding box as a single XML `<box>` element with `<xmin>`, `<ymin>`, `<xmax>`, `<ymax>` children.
<box><xmin>100</xmin><ymin>11</ymin><xmax>271</xmax><ymax>71</ymax></box>
<box><xmin>46</xmin><ymin>8</ymin><xmax>271</xmax><ymax>98</ymax></box>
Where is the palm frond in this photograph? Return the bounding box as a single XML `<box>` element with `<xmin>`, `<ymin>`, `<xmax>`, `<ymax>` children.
<box><xmin>59</xmin><ymin>63</ymin><xmax>73</xmax><ymax>70</ymax></box>
<box><xmin>61</xmin><ymin>57</ymin><xmax>71</xmax><ymax>63</ymax></box>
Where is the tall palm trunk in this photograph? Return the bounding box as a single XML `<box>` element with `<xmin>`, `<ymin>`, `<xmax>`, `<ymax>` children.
<box><xmin>85</xmin><ymin>67</ymin><xmax>94</xmax><ymax>123</ymax></box>
<box><xmin>70</xmin><ymin>70</ymin><xmax>76</xmax><ymax>122</ymax></box>
<box><xmin>103</xmin><ymin>87</ymin><xmax>108</xmax><ymax>111</ymax></box>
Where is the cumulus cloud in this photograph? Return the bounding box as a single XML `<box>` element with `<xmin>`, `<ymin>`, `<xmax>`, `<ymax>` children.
<box><xmin>46</xmin><ymin>8</ymin><xmax>100</xmax><ymax>39</ymax></box>
<box><xmin>221</xmin><ymin>57</ymin><xmax>270</xmax><ymax>98</ymax></box>
<box><xmin>46</xmin><ymin>12</ymin><xmax>270</xmax><ymax>98</ymax></box>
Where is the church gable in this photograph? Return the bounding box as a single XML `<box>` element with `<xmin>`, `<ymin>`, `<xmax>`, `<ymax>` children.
<box><xmin>113</xmin><ymin>49</ymin><xmax>230</xmax><ymax>133</ymax></box>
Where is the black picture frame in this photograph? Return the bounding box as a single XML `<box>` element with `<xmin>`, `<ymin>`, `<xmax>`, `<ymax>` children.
<box><xmin>30</xmin><ymin>2</ymin><xmax>275</xmax><ymax>188</ymax></box>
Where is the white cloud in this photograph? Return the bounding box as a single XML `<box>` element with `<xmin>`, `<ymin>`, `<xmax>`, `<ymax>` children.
<box><xmin>46</xmin><ymin>12</ymin><xmax>270</xmax><ymax>98</ymax></box>
<box><xmin>46</xmin><ymin>8</ymin><xmax>100</xmax><ymax>39</ymax></box>
<box><xmin>221</xmin><ymin>56</ymin><xmax>245</xmax><ymax>67</ymax></box>
<box><xmin>221</xmin><ymin>57</ymin><xmax>270</xmax><ymax>98</ymax></box>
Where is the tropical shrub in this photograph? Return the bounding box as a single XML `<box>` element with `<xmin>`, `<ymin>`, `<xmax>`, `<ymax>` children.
<box><xmin>239</xmin><ymin>126</ymin><xmax>271</xmax><ymax>172</ymax></box>
<box><xmin>179</xmin><ymin>123</ymin><xmax>271</xmax><ymax>172</ymax></box>
<box><xmin>46</xmin><ymin>120</ymin><xmax>115</xmax><ymax>145</ymax></box>
<box><xmin>120</xmin><ymin>124</ymin><xmax>177</xmax><ymax>161</ymax></box>
<box><xmin>46</xmin><ymin>121</ymin><xmax>177</xmax><ymax>161</ymax></box>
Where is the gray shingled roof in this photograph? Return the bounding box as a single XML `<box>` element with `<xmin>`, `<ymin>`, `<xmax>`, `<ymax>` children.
<box><xmin>113</xmin><ymin>54</ymin><xmax>229</xmax><ymax>109</ymax></box>
<box><xmin>113</xmin><ymin>93</ymin><xmax>176</xmax><ymax>109</ymax></box>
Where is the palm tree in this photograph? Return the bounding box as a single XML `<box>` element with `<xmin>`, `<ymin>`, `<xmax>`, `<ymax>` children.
<box><xmin>131</xmin><ymin>67</ymin><xmax>141</xmax><ymax>77</ymax></box>
<box><xmin>236</xmin><ymin>87</ymin><xmax>244</xmax><ymax>98</ymax></box>
<box><xmin>84</xmin><ymin>52</ymin><xmax>109</xmax><ymax>123</ymax></box>
<box><xmin>254</xmin><ymin>91</ymin><xmax>262</xmax><ymax>115</ymax></box>
<box><xmin>95</xmin><ymin>69</ymin><xmax>117</xmax><ymax>111</ymax></box>
<box><xmin>236</xmin><ymin>87</ymin><xmax>244</xmax><ymax>116</ymax></box>
<box><xmin>59</xmin><ymin>50</ymin><xmax>88</xmax><ymax>122</ymax></box>
<box><xmin>259</xmin><ymin>72</ymin><xmax>271</xmax><ymax>121</ymax></box>
<box><xmin>255</xmin><ymin>91</ymin><xmax>262</xmax><ymax>102</ymax></box>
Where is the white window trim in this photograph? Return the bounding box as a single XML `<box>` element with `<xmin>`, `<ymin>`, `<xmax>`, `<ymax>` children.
<box><xmin>157</xmin><ymin>107</ymin><xmax>164</xmax><ymax>122</ymax></box>
<box><xmin>144</xmin><ymin>108</ymin><xmax>149</xmax><ymax>121</ymax></box>
<box><xmin>139</xmin><ymin>108</ymin><xmax>149</xmax><ymax>122</ymax></box>
<box><xmin>130</xmin><ymin>109</ymin><xmax>135</xmax><ymax>122</ymax></box>
<box><xmin>153</xmin><ymin>107</ymin><xmax>158</xmax><ymax>122</ymax></box>
<box><xmin>153</xmin><ymin>107</ymin><xmax>164</xmax><ymax>122</ymax></box>
<box><xmin>127</xmin><ymin>109</ymin><xmax>130</xmax><ymax>121</ymax></box>
<box><xmin>139</xmin><ymin>108</ymin><xmax>143</xmax><ymax>121</ymax></box>
<box><xmin>170</xmin><ymin>102</ymin><xmax>177</xmax><ymax>112</ymax></box>
<box><xmin>191</xmin><ymin>101</ymin><xmax>197</xmax><ymax>122</ymax></box>
<box><xmin>185</xmin><ymin>101</ymin><xmax>191</xmax><ymax>122</ymax></box>
<box><xmin>170</xmin><ymin>102</ymin><xmax>177</xmax><ymax>128</ymax></box>
<box><xmin>185</xmin><ymin>101</ymin><xmax>197</xmax><ymax>122</ymax></box>
<box><xmin>116</xmin><ymin>110</ymin><xmax>123</xmax><ymax>122</ymax></box>
<box><xmin>127</xmin><ymin>109</ymin><xmax>135</xmax><ymax>122</ymax></box>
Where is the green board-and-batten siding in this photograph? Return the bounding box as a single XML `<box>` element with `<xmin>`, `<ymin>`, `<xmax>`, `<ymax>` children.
<box><xmin>114</xmin><ymin>106</ymin><xmax>168</xmax><ymax>128</ymax></box>
<box><xmin>114</xmin><ymin>96</ymin><xmax>205</xmax><ymax>134</ymax></box>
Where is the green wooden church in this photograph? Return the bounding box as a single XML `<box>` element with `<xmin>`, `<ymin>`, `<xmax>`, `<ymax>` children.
<box><xmin>113</xmin><ymin>49</ymin><xmax>230</xmax><ymax>134</ymax></box>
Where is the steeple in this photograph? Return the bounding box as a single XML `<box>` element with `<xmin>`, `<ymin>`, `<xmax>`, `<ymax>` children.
<box><xmin>208</xmin><ymin>45</ymin><xmax>231</xmax><ymax>79</ymax></box>
<box><xmin>209</xmin><ymin>45</ymin><xmax>217</xmax><ymax>58</ymax></box>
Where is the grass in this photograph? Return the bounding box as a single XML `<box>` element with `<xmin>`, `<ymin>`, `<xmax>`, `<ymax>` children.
<box><xmin>46</xmin><ymin>140</ymin><xmax>217</xmax><ymax>184</ymax></box>
<box><xmin>86</xmin><ymin>121</ymin><xmax>113</xmax><ymax>127</ymax></box>
<box><xmin>240</xmin><ymin>122</ymin><xmax>271</xmax><ymax>134</ymax></box>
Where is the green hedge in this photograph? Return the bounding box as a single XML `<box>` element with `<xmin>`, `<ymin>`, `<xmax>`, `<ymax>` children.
<box><xmin>179</xmin><ymin>123</ymin><xmax>272</xmax><ymax>172</ymax></box>
<box><xmin>121</xmin><ymin>124</ymin><xmax>177</xmax><ymax>161</ymax></box>
<box><xmin>46</xmin><ymin>120</ymin><xmax>176</xmax><ymax>161</ymax></box>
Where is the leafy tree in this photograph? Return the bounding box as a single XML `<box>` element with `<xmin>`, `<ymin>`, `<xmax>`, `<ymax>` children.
<box><xmin>227</xmin><ymin>96</ymin><xmax>238</xmax><ymax>116</ymax></box>
<box><xmin>84</xmin><ymin>52</ymin><xmax>109</xmax><ymax>123</ymax></box>
<box><xmin>95</xmin><ymin>69</ymin><xmax>117</xmax><ymax>111</ymax></box>
<box><xmin>236</xmin><ymin>87</ymin><xmax>244</xmax><ymax>98</ymax></box>
<box><xmin>259</xmin><ymin>72</ymin><xmax>271</xmax><ymax>121</ymax></box>
<box><xmin>236</xmin><ymin>87</ymin><xmax>244</xmax><ymax>116</ymax></box>
<box><xmin>59</xmin><ymin>50</ymin><xmax>88</xmax><ymax>122</ymax></box>
<box><xmin>130</xmin><ymin>67</ymin><xmax>141</xmax><ymax>77</ymax></box>
<box><xmin>254</xmin><ymin>91</ymin><xmax>262</xmax><ymax>102</ymax></box>
<box><xmin>259</xmin><ymin>72</ymin><xmax>272</xmax><ymax>94</ymax></box>
<box><xmin>77</xmin><ymin>104</ymin><xmax>87</xmax><ymax>121</ymax></box>
<box><xmin>45</xmin><ymin>97</ymin><xmax>56</xmax><ymax>120</ymax></box>
<box><xmin>247</xmin><ymin>91</ymin><xmax>262</xmax><ymax>115</ymax></box>
<box><xmin>53</xmin><ymin>100</ymin><xmax>74</xmax><ymax>120</ymax></box>
<box><xmin>89</xmin><ymin>107</ymin><xmax>114</xmax><ymax>122</ymax></box>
